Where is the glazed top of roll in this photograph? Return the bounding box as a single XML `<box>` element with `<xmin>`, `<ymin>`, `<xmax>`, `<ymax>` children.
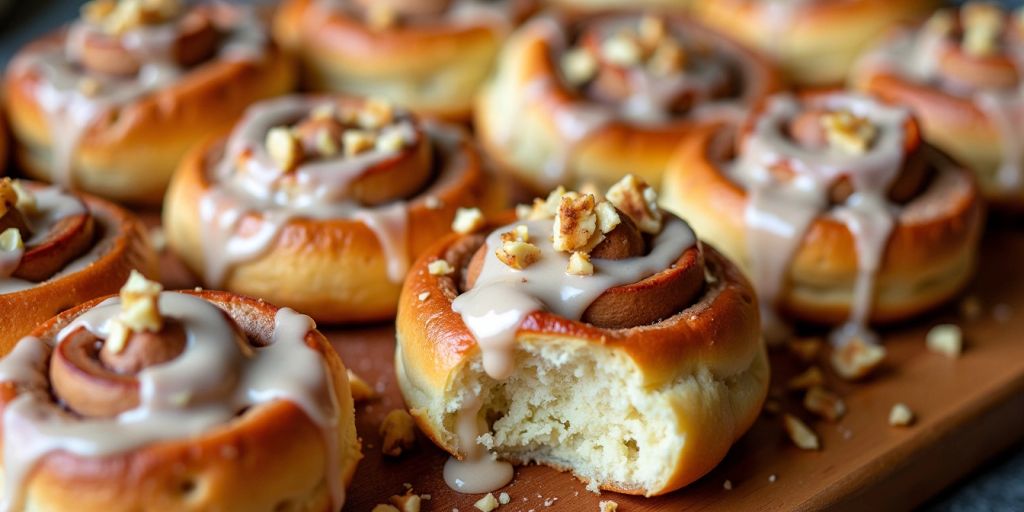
<box><xmin>7</xmin><ymin>0</ymin><xmax>272</xmax><ymax>188</ymax></box>
<box><xmin>0</xmin><ymin>178</ymin><xmax>105</xmax><ymax>294</ymax></box>
<box><xmin>857</xmin><ymin>3</ymin><xmax>1024</xmax><ymax>191</ymax></box>
<box><xmin>314</xmin><ymin>0</ymin><xmax>535</xmax><ymax>32</ymax></box>
<box><xmin>197</xmin><ymin>95</ymin><xmax>475</xmax><ymax>286</ymax></box>
<box><xmin>0</xmin><ymin>273</ymin><xmax>346</xmax><ymax>511</ymax></box>
<box><xmin>720</xmin><ymin>91</ymin><xmax>956</xmax><ymax>345</ymax></box>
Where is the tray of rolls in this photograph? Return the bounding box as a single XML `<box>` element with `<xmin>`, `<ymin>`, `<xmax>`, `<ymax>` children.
<box><xmin>1</xmin><ymin>0</ymin><xmax>1022</xmax><ymax>511</ymax></box>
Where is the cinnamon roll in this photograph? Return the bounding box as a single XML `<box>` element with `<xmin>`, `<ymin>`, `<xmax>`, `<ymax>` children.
<box><xmin>547</xmin><ymin>0</ymin><xmax>690</xmax><ymax>12</ymax></box>
<box><xmin>661</xmin><ymin>91</ymin><xmax>984</xmax><ymax>347</ymax></box>
<box><xmin>475</xmin><ymin>11</ymin><xmax>780</xmax><ymax>193</ymax></box>
<box><xmin>164</xmin><ymin>95</ymin><xmax>497</xmax><ymax>324</ymax></box>
<box><xmin>2</xmin><ymin>0</ymin><xmax>295</xmax><ymax>204</ymax></box>
<box><xmin>853</xmin><ymin>3</ymin><xmax>1024</xmax><ymax>209</ymax></box>
<box><xmin>273</xmin><ymin>0</ymin><xmax>537</xmax><ymax>121</ymax></box>
<box><xmin>0</xmin><ymin>178</ymin><xmax>157</xmax><ymax>352</ymax></box>
<box><xmin>0</xmin><ymin>273</ymin><xmax>361</xmax><ymax>511</ymax></box>
<box><xmin>396</xmin><ymin>176</ymin><xmax>768</xmax><ymax>496</ymax></box>
<box><xmin>693</xmin><ymin>0</ymin><xmax>937</xmax><ymax>86</ymax></box>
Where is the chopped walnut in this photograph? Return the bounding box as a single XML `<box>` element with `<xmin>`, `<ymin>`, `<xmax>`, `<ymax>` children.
<box><xmin>648</xmin><ymin>40</ymin><xmax>686</xmax><ymax>76</ymax></box>
<box><xmin>390</xmin><ymin>492</ymin><xmax>422</xmax><ymax>512</ymax></box>
<box><xmin>498</xmin><ymin>493</ymin><xmax>510</xmax><ymax>505</ymax></box>
<box><xmin>598</xmin><ymin>500</ymin><xmax>619</xmax><ymax>512</ymax></box>
<box><xmin>314</xmin><ymin>130</ymin><xmax>340</xmax><ymax>157</ymax></box>
<box><xmin>359</xmin><ymin>98</ymin><xmax>395</xmax><ymax>129</ymax></box>
<box><xmin>427</xmin><ymin>259</ymin><xmax>454</xmax><ymax>276</ymax></box>
<box><xmin>500</xmin><ymin>224</ymin><xmax>530</xmax><ymax>244</ymax></box>
<box><xmin>962</xmin><ymin>2</ymin><xmax>1004</xmax><ymax>57</ymax></box>
<box><xmin>347</xmin><ymin>369</ymin><xmax>375</xmax><ymax>402</ymax></box>
<box><xmin>119</xmin><ymin>270</ymin><xmax>163</xmax><ymax>333</ymax></box>
<box><xmin>0</xmin><ymin>228</ymin><xmax>24</xmax><ymax>253</ymax></box>
<box><xmin>562</xmin><ymin>47</ymin><xmax>599</xmax><ymax>85</ymax></box>
<box><xmin>515</xmin><ymin>203</ymin><xmax>533</xmax><ymax>220</ymax></box>
<box><xmin>527</xmin><ymin>186</ymin><xmax>569</xmax><ymax>220</ymax></box>
<box><xmin>888</xmin><ymin>403</ymin><xmax>915</xmax><ymax>427</ymax></box>
<box><xmin>821</xmin><ymin>110</ymin><xmax>876</xmax><ymax>154</ymax></box>
<box><xmin>474</xmin><ymin>493</ymin><xmax>499</xmax><ymax>512</ymax></box>
<box><xmin>343</xmin><ymin>129</ymin><xmax>377</xmax><ymax>157</ymax></box>
<box><xmin>831</xmin><ymin>338</ymin><xmax>886</xmax><ymax>381</ymax></box>
<box><xmin>452</xmin><ymin>207</ymin><xmax>486</xmax><ymax>235</ymax></box>
<box><xmin>787</xmin><ymin>337</ymin><xmax>824</xmax><ymax>363</ymax></box>
<box><xmin>926</xmin><ymin>324</ymin><xmax>963</xmax><ymax>358</ymax></box>
<box><xmin>553</xmin><ymin>193</ymin><xmax>600</xmax><ymax>252</ymax></box>
<box><xmin>607</xmin><ymin>175</ymin><xmax>662</xmax><ymax>234</ymax></box>
<box><xmin>787</xmin><ymin>366</ymin><xmax>825</xmax><ymax>391</ymax></box>
<box><xmin>10</xmin><ymin>181</ymin><xmax>36</xmax><ymax>216</ymax></box>
<box><xmin>376</xmin><ymin>126</ymin><xmax>408</xmax><ymax>153</ymax></box>
<box><xmin>380</xmin><ymin>409</ymin><xmax>416</xmax><ymax>457</ymax></box>
<box><xmin>567</xmin><ymin>251</ymin><xmax>594</xmax><ymax>276</ymax></box>
<box><xmin>601</xmin><ymin>33</ymin><xmax>642</xmax><ymax>66</ymax></box>
<box><xmin>638</xmin><ymin>15</ymin><xmax>667</xmax><ymax>48</ymax></box>
<box><xmin>783</xmin><ymin>414</ymin><xmax>820</xmax><ymax>450</ymax></box>
<box><xmin>803</xmin><ymin>386</ymin><xmax>846</xmax><ymax>422</ymax></box>
<box><xmin>496</xmin><ymin>240</ymin><xmax>541</xmax><ymax>270</ymax></box>
<box><xmin>594</xmin><ymin>200</ymin><xmax>621</xmax><ymax>234</ymax></box>
<box><xmin>266</xmin><ymin>127</ymin><xmax>302</xmax><ymax>172</ymax></box>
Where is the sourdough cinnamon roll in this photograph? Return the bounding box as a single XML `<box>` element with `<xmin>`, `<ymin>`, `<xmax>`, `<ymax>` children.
<box><xmin>2</xmin><ymin>0</ymin><xmax>295</xmax><ymax>204</ymax></box>
<box><xmin>274</xmin><ymin>0</ymin><xmax>537</xmax><ymax>121</ymax></box>
<box><xmin>164</xmin><ymin>95</ymin><xmax>497</xmax><ymax>324</ymax></box>
<box><xmin>396</xmin><ymin>176</ymin><xmax>767</xmax><ymax>496</ymax></box>
<box><xmin>694</xmin><ymin>0</ymin><xmax>937</xmax><ymax>86</ymax></box>
<box><xmin>854</xmin><ymin>3</ymin><xmax>1024</xmax><ymax>209</ymax></box>
<box><xmin>0</xmin><ymin>273</ymin><xmax>361</xmax><ymax>511</ymax></box>
<box><xmin>475</xmin><ymin>11</ymin><xmax>780</xmax><ymax>192</ymax></box>
<box><xmin>662</xmin><ymin>92</ymin><xmax>984</xmax><ymax>347</ymax></box>
<box><xmin>0</xmin><ymin>178</ymin><xmax>157</xmax><ymax>352</ymax></box>
<box><xmin>547</xmin><ymin>0</ymin><xmax>690</xmax><ymax>12</ymax></box>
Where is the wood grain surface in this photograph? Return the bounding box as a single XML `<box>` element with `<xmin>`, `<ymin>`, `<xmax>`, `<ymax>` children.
<box><xmin>153</xmin><ymin>215</ymin><xmax>1024</xmax><ymax>511</ymax></box>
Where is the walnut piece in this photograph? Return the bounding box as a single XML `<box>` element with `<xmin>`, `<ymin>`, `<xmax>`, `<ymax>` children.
<box><xmin>452</xmin><ymin>207</ymin><xmax>486</xmax><ymax>235</ymax></box>
<box><xmin>648</xmin><ymin>40</ymin><xmax>686</xmax><ymax>76</ymax></box>
<box><xmin>601</xmin><ymin>33</ymin><xmax>642</xmax><ymax>66</ymax></box>
<box><xmin>607</xmin><ymin>175</ymin><xmax>662</xmax><ymax>234</ymax></box>
<box><xmin>803</xmin><ymin>386</ymin><xmax>846</xmax><ymax>422</ymax></box>
<box><xmin>474</xmin><ymin>493</ymin><xmax>499</xmax><ymax>512</ymax></box>
<box><xmin>427</xmin><ymin>259</ymin><xmax>454</xmax><ymax>276</ymax></box>
<box><xmin>831</xmin><ymin>338</ymin><xmax>886</xmax><ymax>381</ymax></box>
<box><xmin>119</xmin><ymin>270</ymin><xmax>163</xmax><ymax>333</ymax></box>
<box><xmin>376</xmin><ymin>126</ymin><xmax>408</xmax><ymax>153</ymax></box>
<box><xmin>567</xmin><ymin>251</ymin><xmax>594</xmax><ymax>276</ymax></box>
<box><xmin>0</xmin><ymin>228</ymin><xmax>24</xmax><ymax>253</ymax></box>
<box><xmin>347</xmin><ymin>369</ymin><xmax>375</xmax><ymax>402</ymax></box>
<box><xmin>526</xmin><ymin>186</ymin><xmax>569</xmax><ymax>220</ymax></box>
<box><xmin>821</xmin><ymin>110</ymin><xmax>876</xmax><ymax>154</ymax></box>
<box><xmin>926</xmin><ymin>324</ymin><xmax>963</xmax><ymax>358</ymax></box>
<box><xmin>389</xmin><ymin>492</ymin><xmax>421</xmax><ymax>512</ymax></box>
<box><xmin>562</xmin><ymin>48</ymin><xmax>598</xmax><ymax>85</ymax></box>
<box><xmin>783</xmin><ymin>413</ymin><xmax>820</xmax><ymax>450</ymax></box>
<box><xmin>553</xmin><ymin>193</ymin><xmax>600</xmax><ymax>252</ymax></box>
<box><xmin>888</xmin><ymin>403</ymin><xmax>915</xmax><ymax>427</ymax></box>
<box><xmin>343</xmin><ymin>129</ymin><xmax>376</xmax><ymax>157</ymax></box>
<box><xmin>380</xmin><ymin>409</ymin><xmax>416</xmax><ymax>457</ymax></box>
<box><xmin>496</xmin><ymin>240</ymin><xmax>541</xmax><ymax>270</ymax></box>
<box><xmin>266</xmin><ymin>127</ymin><xmax>302</xmax><ymax>172</ymax></box>
<box><xmin>594</xmin><ymin>200</ymin><xmax>621</xmax><ymax>234</ymax></box>
<box><xmin>962</xmin><ymin>2</ymin><xmax>1004</xmax><ymax>57</ymax></box>
<box><xmin>500</xmin><ymin>224</ymin><xmax>530</xmax><ymax>244</ymax></box>
<box><xmin>787</xmin><ymin>366</ymin><xmax>825</xmax><ymax>391</ymax></box>
<box><xmin>599</xmin><ymin>500</ymin><xmax>619</xmax><ymax>512</ymax></box>
<box><xmin>359</xmin><ymin>98</ymin><xmax>395</xmax><ymax>129</ymax></box>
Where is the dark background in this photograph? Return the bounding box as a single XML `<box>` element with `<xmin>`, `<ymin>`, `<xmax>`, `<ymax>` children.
<box><xmin>0</xmin><ymin>1</ymin><xmax>1022</xmax><ymax>510</ymax></box>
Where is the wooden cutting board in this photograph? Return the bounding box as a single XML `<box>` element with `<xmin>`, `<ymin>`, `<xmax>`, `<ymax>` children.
<box><xmin>154</xmin><ymin>215</ymin><xmax>1024</xmax><ymax>511</ymax></box>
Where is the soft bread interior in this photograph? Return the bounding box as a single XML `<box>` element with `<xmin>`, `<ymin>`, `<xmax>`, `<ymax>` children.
<box><xmin>418</xmin><ymin>336</ymin><xmax>768</xmax><ymax>496</ymax></box>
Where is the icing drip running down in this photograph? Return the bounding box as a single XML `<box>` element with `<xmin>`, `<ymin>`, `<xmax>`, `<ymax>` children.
<box><xmin>10</xmin><ymin>1</ymin><xmax>267</xmax><ymax>188</ymax></box>
<box><xmin>497</xmin><ymin>14</ymin><xmax>754</xmax><ymax>187</ymax></box>
<box><xmin>443</xmin><ymin>190</ymin><xmax>695</xmax><ymax>493</ymax></box>
<box><xmin>198</xmin><ymin>96</ymin><xmax>455</xmax><ymax>286</ymax></box>
<box><xmin>0</xmin><ymin>293</ymin><xmax>344</xmax><ymax>511</ymax></box>
<box><xmin>0</xmin><ymin>183</ymin><xmax>94</xmax><ymax>294</ymax></box>
<box><xmin>729</xmin><ymin>93</ymin><xmax>908</xmax><ymax>346</ymax></box>
<box><xmin>856</xmin><ymin>5</ymin><xmax>1024</xmax><ymax>194</ymax></box>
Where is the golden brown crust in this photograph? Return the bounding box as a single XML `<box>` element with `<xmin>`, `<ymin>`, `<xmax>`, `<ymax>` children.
<box><xmin>661</xmin><ymin>125</ymin><xmax>985</xmax><ymax>325</ymax></box>
<box><xmin>0</xmin><ymin>190</ymin><xmax>159</xmax><ymax>354</ymax></box>
<box><xmin>694</xmin><ymin>0</ymin><xmax>938</xmax><ymax>86</ymax></box>
<box><xmin>474</xmin><ymin>12</ymin><xmax>782</xmax><ymax>193</ymax></box>
<box><xmin>274</xmin><ymin>0</ymin><xmax>535</xmax><ymax>121</ymax></box>
<box><xmin>163</xmin><ymin>125</ymin><xmax>500</xmax><ymax>324</ymax></box>
<box><xmin>0</xmin><ymin>112</ymin><xmax>7</xmax><ymax>175</ymax></box>
<box><xmin>396</xmin><ymin>224</ymin><xmax>766</xmax><ymax>495</ymax></box>
<box><xmin>855</xmin><ymin>62</ymin><xmax>1024</xmax><ymax>210</ymax></box>
<box><xmin>0</xmin><ymin>290</ymin><xmax>361</xmax><ymax>512</ymax></box>
<box><xmin>2</xmin><ymin>32</ymin><xmax>296</xmax><ymax>205</ymax></box>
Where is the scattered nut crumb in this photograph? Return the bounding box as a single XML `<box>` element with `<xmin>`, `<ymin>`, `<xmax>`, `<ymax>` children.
<box><xmin>723</xmin><ymin>480</ymin><xmax>733</xmax><ymax>491</ymax></box>
<box><xmin>428</xmin><ymin>259</ymin><xmax>455</xmax><ymax>276</ymax></box>
<box><xmin>803</xmin><ymin>386</ymin><xmax>846</xmax><ymax>421</ymax></box>
<box><xmin>417</xmin><ymin>292</ymin><xmax>431</xmax><ymax>302</ymax></box>
<box><xmin>787</xmin><ymin>337</ymin><xmax>823</xmax><ymax>363</ymax></box>
<box><xmin>787</xmin><ymin>366</ymin><xmax>825</xmax><ymax>390</ymax></box>
<box><xmin>390</xmin><ymin>492</ymin><xmax>422</xmax><ymax>512</ymax></box>
<box><xmin>379</xmin><ymin>409</ymin><xmax>416</xmax><ymax>457</ymax></box>
<box><xmin>498</xmin><ymin>492</ymin><xmax>511</xmax><ymax>505</ymax></box>
<box><xmin>475</xmin><ymin>493</ymin><xmax>499</xmax><ymax>512</ymax></box>
<box><xmin>783</xmin><ymin>413</ymin><xmax>820</xmax><ymax>450</ymax></box>
<box><xmin>768</xmin><ymin>474</ymin><xmax>777</xmax><ymax>483</ymax></box>
<box><xmin>567</xmin><ymin>251</ymin><xmax>594</xmax><ymax>276</ymax></box>
<box><xmin>598</xmin><ymin>500</ymin><xmax>618</xmax><ymax>512</ymax></box>
<box><xmin>926</xmin><ymin>324</ymin><xmax>963</xmax><ymax>358</ymax></box>
<box><xmin>831</xmin><ymin>339</ymin><xmax>886</xmax><ymax>381</ymax></box>
<box><xmin>452</xmin><ymin>207</ymin><xmax>486</xmax><ymax>235</ymax></box>
<box><xmin>889</xmin><ymin>403</ymin><xmax>915</xmax><ymax>427</ymax></box>
<box><xmin>347</xmin><ymin>369</ymin><xmax>375</xmax><ymax>402</ymax></box>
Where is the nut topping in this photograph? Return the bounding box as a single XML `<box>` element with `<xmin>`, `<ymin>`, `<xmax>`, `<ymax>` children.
<box><xmin>831</xmin><ymin>338</ymin><xmax>886</xmax><ymax>381</ymax></box>
<box><xmin>495</xmin><ymin>240</ymin><xmax>541</xmax><ymax>270</ymax></box>
<box><xmin>566</xmin><ymin>251</ymin><xmax>594</xmax><ymax>276</ymax></box>
<box><xmin>427</xmin><ymin>259</ymin><xmax>455</xmax><ymax>276</ymax></box>
<box><xmin>84</xmin><ymin>0</ymin><xmax>183</xmax><ymax>36</ymax></box>
<box><xmin>117</xmin><ymin>269</ymin><xmax>164</xmax><ymax>333</ymax></box>
<box><xmin>0</xmin><ymin>228</ymin><xmax>24</xmax><ymax>253</ymax></box>
<box><xmin>607</xmin><ymin>175</ymin><xmax>662</xmax><ymax>234</ymax></box>
<box><xmin>962</xmin><ymin>2</ymin><xmax>1004</xmax><ymax>57</ymax></box>
<box><xmin>452</xmin><ymin>207</ymin><xmax>486</xmax><ymax>235</ymax></box>
<box><xmin>343</xmin><ymin>129</ymin><xmax>377</xmax><ymax>157</ymax></box>
<box><xmin>926</xmin><ymin>324</ymin><xmax>963</xmax><ymax>358</ymax></box>
<box><xmin>380</xmin><ymin>408</ymin><xmax>416</xmax><ymax>457</ymax></box>
<box><xmin>562</xmin><ymin>48</ymin><xmax>599</xmax><ymax>86</ymax></box>
<box><xmin>266</xmin><ymin>126</ymin><xmax>302</xmax><ymax>172</ymax></box>
<box><xmin>601</xmin><ymin>33</ymin><xmax>643</xmax><ymax>67</ymax></box>
<box><xmin>359</xmin><ymin>98</ymin><xmax>395</xmax><ymax>129</ymax></box>
<box><xmin>821</xmin><ymin>110</ymin><xmax>877</xmax><ymax>155</ymax></box>
<box><xmin>803</xmin><ymin>386</ymin><xmax>846</xmax><ymax>421</ymax></box>
<box><xmin>553</xmin><ymin>193</ymin><xmax>600</xmax><ymax>252</ymax></box>
<box><xmin>783</xmin><ymin>413</ymin><xmax>820</xmax><ymax>450</ymax></box>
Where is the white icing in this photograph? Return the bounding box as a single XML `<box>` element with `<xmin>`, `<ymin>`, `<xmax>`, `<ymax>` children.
<box><xmin>0</xmin><ymin>185</ymin><xmax>89</xmax><ymax>288</ymax></box>
<box><xmin>729</xmin><ymin>93</ymin><xmax>907</xmax><ymax>345</ymax></box>
<box><xmin>0</xmin><ymin>294</ymin><xmax>344</xmax><ymax>511</ymax></box>
<box><xmin>445</xmin><ymin>213</ymin><xmax>697</xmax><ymax>493</ymax></box>
<box><xmin>11</xmin><ymin>4</ymin><xmax>268</xmax><ymax>188</ymax></box>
